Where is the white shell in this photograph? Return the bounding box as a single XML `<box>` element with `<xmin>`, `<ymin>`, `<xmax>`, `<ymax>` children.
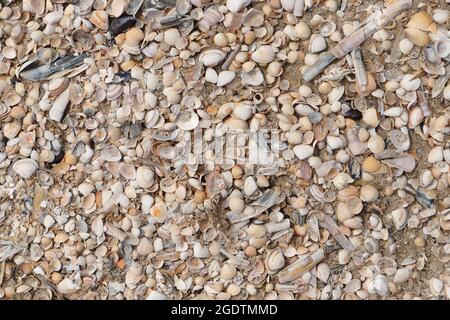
<box><xmin>428</xmin><ymin>146</ymin><xmax>443</xmax><ymax>163</ymax></box>
<box><xmin>205</xmin><ymin>68</ymin><xmax>218</xmax><ymax>83</ymax></box>
<box><xmin>226</xmin><ymin>0</ymin><xmax>251</xmax><ymax>13</ymax></box>
<box><xmin>316</xmin><ymin>262</ymin><xmax>331</xmax><ymax>283</ymax></box>
<box><xmin>136</xmin><ymin>166</ymin><xmax>155</xmax><ymax>188</ymax></box>
<box><xmin>293</xmin><ymin>144</ymin><xmax>313</xmax><ymax>160</ymax></box>
<box><xmin>232</xmin><ymin>103</ymin><xmax>253</xmax><ymax>120</ymax></box>
<box><xmin>251</xmin><ymin>45</ymin><xmax>276</xmax><ymax>64</ymax></box>
<box><xmin>394</xmin><ymin>268</ymin><xmax>411</xmax><ymax>283</ymax></box>
<box><xmin>391</xmin><ymin>207</ymin><xmax>407</xmax><ymax>230</ymax></box>
<box><xmin>57</xmin><ymin>278</ymin><xmax>80</xmax><ymax>294</ymax></box>
<box><xmin>199</xmin><ymin>49</ymin><xmax>226</xmax><ymax>67</ymax></box>
<box><xmin>309</xmin><ymin>34</ymin><xmax>327</xmax><ymax>53</ymax></box>
<box><xmin>400</xmin><ymin>74</ymin><xmax>421</xmax><ymax>91</ymax></box>
<box><xmin>369</xmin><ymin>274</ymin><xmax>390</xmax><ymax>296</ymax></box>
<box><xmin>217</xmin><ymin>71</ymin><xmax>236</xmax><ymax>87</ymax></box>
<box><xmin>13</xmin><ymin>159</ymin><xmax>38</xmax><ymax>179</ymax></box>
<box><xmin>430</xmin><ymin>278</ymin><xmax>443</xmax><ymax>296</ymax></box>
<box><xmin>176</xmin><ymin>111</ymin><xmax>200</xmax><ymax>130</ymax></box>
<box><xmin>49</xmin><ymin>87</ymin><xmax>70</xmax><ymax>122</ymax></box>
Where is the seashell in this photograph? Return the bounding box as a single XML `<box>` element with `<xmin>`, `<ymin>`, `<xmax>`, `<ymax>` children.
<box><xmin>356</xmin><ymin>73</ymin><xmax>377</xmax><ymax>97</ymax></box>
<box><xmin>164</xmin><ymin>28</ymin><xmax>181</xmax><ymax>46</ymax></box>
<box><xmin>4</xmin><ymin>122</ymin><xmax>21</xmax><ymax>139</ymax></box>
<box><xmin>430</xmin><ymin>278</ymin><xmax>443</xmax><ymax>296</ymax></box>
<box><xmin>220</xmin><ymin>263</ymin><xmax>237</xmax><ymax>280</ymax></box>
<box><xmin>391</xmin><ymin>208</ymin><xmax>407</xmax><ymax>230</ymax></box>
<box><xmin>110</xmin><ymin>15</ymin><xmax>137</xmax><ymax>36</ymax></box>
<box><xmin>119</xmin><ymin>163</ymin><xmax>136</xmax><ymax>180</ymax></box>
<box><xmin>205</xmin><ymin>68</ymin><xmax>218</xmax><ymax>83</ymax></box>
<box><xmin>362</xmin><ymin>108</ymin><xmax>379</xmax><ymax>128</ymax></box>
<box><xmin>428</xmin><ymin>146</ymin><xmax>443</xmax><ymax>164</ymax></box>
<box><xmin>293</xmin><ymin>144</ymin><xmax>313</xmax><ymax>160</ymax></box>
<box><xmin>281</xmin><ymin>0</ymin><xmax>295</xmax><ymax>12</ymax></box>
<box><xmin>217</xmin><ymin>71</ymin><xmax>236</xmax><ymax>87</ymax></box>
<box><xmin>90</xmin><ymin>10</ymin><xmax>109</xmax><ymax>31</ymax></box>
<box><xmin>399</xmin><ymin>38</ymin><xmax>414</xmax><ymax>55</ymax></box>
<box><xmin>267</xmin><ymin>61</ymin><xmax>283</xmax><ymax>77</ymax></box>
<box><xmin>125</xmin><ymin>262</ymin><xmax>143</xmax><ymax>287</ymax></box>
<box><xmin>199</xmin><ymin>49</ymin><xmax>226</xmax><ymax>67</ymax></box>
<box><xmin>198</xmin><ymin>8</ymin><xmax>224</xmax><ymax>32</ymax></box>
<box><xmin>123</xmin><ymin>28</ymin><xmax>144</xmax><ymax>55</ymax></box>
<box><xmin>243</xmin><ymin>8</ymin><xmax>264</xmax><ymax>27</ymax></box>
<box><xmin>420</xmin><ymin>170</ymin><xmax>434</xmax><ymax>188</ymax></box>
<box><xmin>435</xmin><ymin>39</ymin><xmax>450</xmax><ymax>59</ymax></box>
<box><xmin>110</xmin><ymin>0</ymin><xmax>125</xmax><ymax>17</ymax></box>
<box><xmin>251</xmin><ymin>46</ymin><xmax>276</xmax><ymax>65</ymax></box>
<box><xmin>136</xmin><ymin>166</ymin><xmax>154</xmax><ymax>188</ymax></box>
<box><xmin>364</xmin><ymin>237</ymin><xmax>379</xmax><ymax>253</ymax></box>
<box><xmin>309</xmin><ymin>34</ymin><xmax>327</xmax><ymax>53</ymax></box>
<box><xmin>407</xmin><ymin>107</ymin><xmax>424</xmax><ymax>128</ymax></box>
<box><xmin>49</xmin><ymin>87</ymin><xmax>70</xmax><ymax>122</ymax></box>
<box><xmin>176</xmin><ymin>0</ymin><xmax>192</xmax><ymax>16</ymax></box>
<box><xmin>227</xmin><ymin>0</ymin><xmax>251</xmax><ymax>13</ymax></box>
<box><xmin>13</xmin><ymin>159</ymin><xmax>38</xmax><ymax>179</ymax></box>
<box><xmin>432</xmin><ymin>9</ymin><xmax>449</xmax><ymax>24</ymax></box>
<box><xmin>3</xmin><ymin>47</ymin><xmax>17</xmax><ymax>60</ymax></box>
<box><xmin>405</xmin><ymin>28</ymin><xmax>430</xmax><ymax>46</ymax></box>
<box><xmin>316</xmin><ymin>263</ymin><xmax>331</xmax><ymax>283</ymax></box>
<box><xmin>232</xmin><ymin>103</ymin><xmax>253</xmax><ymax>121</ymax></box>
<box><xmin>394</xmin><ymin>268</ymin><xmax>411</xmax><ymax>284</ymax></box>
<box><xmin>265</xmin><ymin>248</ymin><xmax>285</xmax><ymax>274</ymax></box>
<box><xmin>375</xmin><ymin>257</ymin><xmax>397</xmax><ymax>276</ymax></box>
<box><xmin>229</xmin><ymin>196</ymin><xmax>245</xmax><ymax>213</ymax></box>
<box><xmin>23</xmin><ymin>0</ymin><xmax>46</xmax><ymax>15</ymax></box>
<box><xmin>400</xmin><ymin>74</ymin><xmax>421</xmax><ymax>91</ymax></box>
<box><xmin>176</xmin><ymin>111</ymin><xmax>199</xmax><ymax>131</ymax></box>
<box><xmin>390</xmin><ymin>129</ymin><xmax>410</xmax><ymax>151</ymax></box>
<box><xmin>368</xmin><ymin>274</ymin><xmax>390</xmax><ymax>297</ymax></box>
<box><xmin>406</xmin><ymin>11</ymin><xmax>434</xmax><ymax>31</ymax></box>
<box><xmin>3</xmin><ymin>89</ymin><xmax>21</xmax><ymax>107</ymax></box>
<box><xmin>241</xmin><ymin>68</ymin><xmax>265</xmax><ymax>86</ymax></box>
<box><xmin>147</xmin><ymin>290</ymin><xmax>168</xmax><ymax>300</ymax></box>
<box><xmin>367</xmin><ymin>134</ymin><xmax>385</xmax><ymax>154</ymax></box>
<box><xmin>102</xmin><ymin>145</ymin><xmax>121</xmax><ymax>162</ymax></box>
<box><xmin>57</xmin><ymin>278</ymin><xmax>80</xmax><ymax>295</ymax></box>
<box><xmin>360</xmin><ymin>185</ymin><xmax>378</xmax><ymax>203</ymax></box>
<box><xmin>48</xmin><ymin>78</ymin><xmax>69</xmax><ymax>98</ymax></box>
<box><xmin>150</xmin><ymin>203</ymin><xmax>168</xmax><ymax>222</ymax></box>
<box><xmin>106</xmin><ymin>83</ymin><xmax>123</xmax><ymax>101</ymax></box>
<box><xmin>320</xmin><ymin>21</ymin><xmax>336</xmax><ymax>37</ymax></box>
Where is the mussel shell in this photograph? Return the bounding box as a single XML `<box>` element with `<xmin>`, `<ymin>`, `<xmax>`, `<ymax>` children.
<box><xmin>110</xmin><ymin>15</ymin><xmax>137</xmax><ymax>36</ymax></box>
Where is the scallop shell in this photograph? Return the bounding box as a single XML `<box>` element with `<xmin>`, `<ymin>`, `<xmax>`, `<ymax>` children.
<box><xmin>13</xmin><ymin>158</ymin><xmax>38</xmax><ymax>179</ymax></box>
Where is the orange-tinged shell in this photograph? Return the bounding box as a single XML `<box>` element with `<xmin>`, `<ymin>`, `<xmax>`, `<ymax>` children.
<box><xmin>125</xmin><ymin>27</ymin><xmax>145</xmax><ymax>45</ymax></box>
<box><xmin>404</xmin><ymin>28</ymin><xmax>430</xmax><ymax>47</ymax></box>
<box><xmin>406</xmin><ymin>12</ymin><xmax>433</xmax><ymax>31</ymax></box>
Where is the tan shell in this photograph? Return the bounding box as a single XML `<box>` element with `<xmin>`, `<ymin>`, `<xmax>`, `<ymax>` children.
<box><xmin>199</xmin><ymin>48</ymin><xmax>227</xmax><ymax>67</ymax></box>
<box><xmin>90</xmin><ymin>10</ymin><xmax>109</xmax><ymax>31</ymax></box>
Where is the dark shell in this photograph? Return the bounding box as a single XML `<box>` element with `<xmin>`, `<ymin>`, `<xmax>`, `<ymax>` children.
<box><xmin>110</xmin><ymin>15</ymin><xmax>137</xmax><ymax>36</ymax></box>
<box><xmin>344</xmin><ymin>109</ymin><xmax>363</xmax><ymax>121</ymax></box>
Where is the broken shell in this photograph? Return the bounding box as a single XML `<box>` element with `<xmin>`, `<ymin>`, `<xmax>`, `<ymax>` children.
<box><xmin>13</xmin><ymin>159</ymin><xmax>38</xmax><ymax>179</ymax></box>
<box><xmin>176</xmin><ymin>111</ymin><xmax>199</xmax><ymax>131</ymax></box>
<box><xmin>428</xmin><ymin>146</ymin><xmax>443</xmax><ymax>163</ymax></box>
<box><xmin>362</xmin><ymin>108</ymin><xmax>379</xmax><ymax>128</ymax></box>
<box><xmin>432</xmin><ymin>9</ymin><xmax>449</xmax><ymax>24</ymax></box>
<box><xmin>401</xmin><ymin>74</ymin><xmax>421</xmax><ymax>91</ymax></box>
<box><xmin>368</xmin><ymin>274</ymin><xmax>390</xmax><ymax>296</ymax></box>
<box><xmin>390</xmin><ymin>130</ymin><xmax>410</xmax><ymax>151</ymax></box>
<box><xmin>227</xmin><ymin>0</ymin><xmax>251</xmax><ymax>13</ymax></box>
<box><xmin>320</xmin><ymin>21</ymin><xmax>336</xmax><ymax>37</ymax></box>
<box><xmin>57</xmin><ymin>278</ymin><xmax>80</xmax><ymax>295</ymax></box>
<box><xmin>232</xmin><ymin>103</ymin><xmax>253</xmax><ymax>121</ymax></box>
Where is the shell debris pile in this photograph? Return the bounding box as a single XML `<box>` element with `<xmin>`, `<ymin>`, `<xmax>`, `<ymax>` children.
<box><xmin>0</xmin><ymin>0</ymin><xmax>450</xmax><ymax>300</ymax></box>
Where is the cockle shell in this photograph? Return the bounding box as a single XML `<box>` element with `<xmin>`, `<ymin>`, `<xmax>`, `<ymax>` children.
<box><xmin>13</xmin><ymin>159</ymin><xmax>38</xmax><ymax>179</ymax></box>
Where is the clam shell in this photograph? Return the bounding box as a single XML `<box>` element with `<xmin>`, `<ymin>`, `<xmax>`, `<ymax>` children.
<box><xmin>199</xmin><ymin>49</ymin><xmax>226</xmax><ymax>67</ymax></box>
<box><xmin>90</xmin><ymin>10</ymin><xmax>109</xmax><ymax>31</ymax></box>
<box><xmin>13</xmin><ymin>158</ymin><xmax>38</xmax><ymax>179</ymax></box>
<box><xmin>251</xmin><ymin>45</ymin><xmax>276</xmax><ymax>64</ymax></box>
<box><xmin>243</xmin><ymin>8</ymin><xmax>264</xmax><ymax>27</ymax></box>
<box><xmin>176</xmin><ymin>111</ymin><xmax>199</xmax><ymax>131</ymax></box>
<box><xmin>391</xmin><ymin>207</ymin><xmax>407</xmax><ymax>230</ymax></box>
<box><xmin>217</xmin><ymin>71</ymin><xmax>236</xmax><ymax>87</ymax></box>
<box><xmin>265</xmin><ymin>248</ymin><xmax>285</xmax><ymax>274</ymax></box>
<box><xmin>390</xmin><ymin>130</ymin><xmax>410</xmax><ymax>151</ymax></box>
<box><xmin>227</xmin><ymin>0</ymin><xmax>251</xmax><ymax>13</ymax></box>
<box><xmin>23</xmin><ymin>0</ymin><xmax>46</xmax><ymax>15</ymax></box>
<box><xmin>241</xmin><ymin>68</ymin><xmax>265</xmax><ymax>86</ymax></box>
<box><xmin>309</xmin><ymin>34</ymin><xmax>327</xmax><ymax>53</ymax></box>
<box><xmin>136</xmin><ymin>166</ymin><xmax>154</xmax><ymax>188</ymax></box>
<box><xmin>57</xmin><ymin>278</ymin><xmax>80</xmax><ymax>295</ymax></box>
<box><xmin>102</xmin><ymin>145</ymin><xmax>122</xmax><ymax>162</ymax></box>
